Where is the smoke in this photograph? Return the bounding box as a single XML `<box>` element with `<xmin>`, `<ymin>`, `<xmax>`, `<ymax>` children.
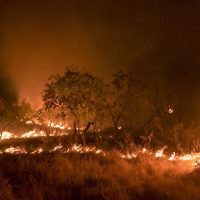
<box><xmin>1</xmin><ymin>0</ymin><xmax>200</xmax><ymax>110</ymax></box>
<box><xmin>0</xmin><ymin>64</ymin><xmax>17</xmax><ymax>108</ymax></box>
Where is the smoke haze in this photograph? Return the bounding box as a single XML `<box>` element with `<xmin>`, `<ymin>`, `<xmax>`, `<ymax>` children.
<box><xmin>0</xmin><ymin>0</ymin><xmax>200</xmax><ymax>108</ymax></box>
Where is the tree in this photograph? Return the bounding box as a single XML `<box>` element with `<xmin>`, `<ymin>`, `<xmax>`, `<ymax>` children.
<box><xmin>0</xmin><ymin>71</ymin><xmax>17</xmax><ymax>112</ymax></box>
<box><xmin>18</xmin><ymin>99</ymin><xmax>33</xmax><ymax>120</ymax></box>
<box><xmin>0</xmin><ymin>99</ymin><xmax>33</xmax><ymax>139</ymax></box>
<box><xmin>0</xmin><ymin>70</ymin><xmax>18</xmax><ymax>138</ymax></box>
<box><xmin>105</xmin><ymin>70</ymin><xmax>143</xmax><ymax>136</ymax></box>
<box><xmin>132</xmin><ymin>69</ymin><xmax>176</xmax><ymax>146</ymax></box>
<box><xmin>30</xmin><ymin>107</ymin><xmax>67</xmax><ymax>137</ymax></box>
<box><xmin>42</xmin><ymin>67</ymin><xmax>106</xmax><ymax>144</ymax></box>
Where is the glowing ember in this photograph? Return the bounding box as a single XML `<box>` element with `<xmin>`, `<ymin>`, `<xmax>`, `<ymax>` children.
<box><xmin>168</xmin><ymin>105</ymin><xmax>174</xmax><ymax>114</ymax></box>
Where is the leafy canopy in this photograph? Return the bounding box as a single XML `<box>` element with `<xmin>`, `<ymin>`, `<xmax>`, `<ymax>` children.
<box><xmin>42</xmin><ymin>67</ymin><xmax>106</xmax><ymax>126</ymax></box>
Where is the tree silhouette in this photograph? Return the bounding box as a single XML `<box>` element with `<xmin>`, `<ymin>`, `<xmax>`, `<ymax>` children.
<box><xmin>42</xmin><ymin>67</ymin><xmax>106</xmax><ymax>144</ymax></box>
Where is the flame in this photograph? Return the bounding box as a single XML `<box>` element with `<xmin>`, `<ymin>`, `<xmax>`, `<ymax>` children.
<box><xmin>195</xmin><ymin>160</ymin><xmax>200</xmax><ymax>168</ymax></box>
<box><xmin>47</xmin><ymin>122</ymin><xmax>66</xmax><ymax>130</ymax></box>
<box><xmin>0</xmin><ymin>127</ymin><xmax>200</xmax><ymax>171</ymax></box>
<box><xmin>25</xmin><ymin>119</ymin><xmax>42</xmax><ymax>126</ymax></box>
<box><xmin>0</xmin><ymin>143</ymin><xmax>199</xmax><ymax>170</ymax></box>
<box><xmin>1</xmin><ymin>120</ymin><xmax>90</xmax><ymax>141</ymax></box>
<box><xmin>121</xmin><ymin>152</ymin><xmax>137</xmax><ymax>159</ymax></box>
<box><xmin>65</xmin><ymin>144</ymin><xmax>104</xmax><ymax>155</ymax></box>
<box><xmin>155</xmin><ymin>146</ymin><xmax>167</xmax><ymax>158</ymax></box>
<box><xmin>21</xmin><ymin>130</ymin><xmax>46</xmax><ymax>138</ymax></box>
<box><xmin>49</xmin><ymin>132</ymin><xmax>69</xmax><ymax>137</ymax></box>
<box><xmin>25</xmin><ymin>120</ymin><xmax>72</xmax><ymax>130</ymax></box>
<box><xmin>169</xmin><ymin>152</ymin><xmax>176</xmax><ymax>160</ymax></box>
<box><xmin>0</xmin><ymin>130</ymin><xmax>70</xmax><ymax>140</ymax></box>
<box><xmin>141</xmin><ymin>148</ymin><xmax>148</xmax><ymax>153</ymax></box>
<box><xmin>1</xmin><ymin>131</ymin><xmax>17</xmax><ymax>140</ymax></box>
<box><xmin>4</xmin><ymin>146</ymin><xmax>27</xmax><ymax>154</ymax></box>
<box><xmin>121</xmin><ymin>147</ymin><xmax>200</xmax><ymax>170</ymax></box>
<box><xmin>168</xmin><ymin>108</ymin><xmax>174</xmax><ymax>114</ymax></box>
<box><xmin>50</xmin><ymin>144</ymin><xmax>63</xmax><ymax>152</ymax></box>
<box><xmin>25</xmin><ymin>120</ymin><xmax>32</xmax><ymax>124</ymax></box>
<box><xmin>31</xmin><ymin>147</ymin><xmax>43</xmax><ymax>154</ymax></box>
<box><xmin>178</xmin><ymin>153</ymin><xmax>200</xmax><ymax>161</ymax></box>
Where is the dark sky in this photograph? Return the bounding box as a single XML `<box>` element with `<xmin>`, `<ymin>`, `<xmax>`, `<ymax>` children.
<box><xmin>0</xmin><ymin>0</ymin><xmax>200</xmax><ymax>107</ymax></box>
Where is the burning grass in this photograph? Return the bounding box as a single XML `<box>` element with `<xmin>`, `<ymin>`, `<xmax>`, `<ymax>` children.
<box><xmin>0</xmin><ymin>152</ymin><xmax>200</xmax><ymax>200</ymax></box>
<box><xmin>0</xmin><ymin>127</ymin><xmax>200</xmax><ymax>199</ymax></box>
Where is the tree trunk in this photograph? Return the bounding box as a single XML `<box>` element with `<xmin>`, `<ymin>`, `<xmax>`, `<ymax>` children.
<box><xmin>82</xmin><ymin>122</ymin><xmax>94</xmax><ymax>146</ymax></box>
<box><xmin>113</xmin><ymin>120</ymin><xmax>120</xmax><ymax>138</ymax></box>
<box><xmin>73</xmin><ymin>121</ymin><xmax>78</xmax><ymax>143</ymax></box>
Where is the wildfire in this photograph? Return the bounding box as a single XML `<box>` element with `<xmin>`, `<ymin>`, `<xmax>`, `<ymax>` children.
<box><xmin>0</xmin><ymin>144</ymin><xmax>104</xmax><ymax>156</ymax></box>
<box><xmin>121</xmin><ymin>147</ymin><xmax>200</xmax><ymax>170</ymax></box>
<box><xmin>121</xmin><ymin>152</ymin><xmax>137</xmax><ymax>159</ymax></box>
<box><xmin>168</xmin><ymin>152</ymin><xmax>176</xmax><ymax>160</ymax></box>
<box><xmin>65</xmin><ymin>144</ymin><xmax>104</xmax><ymax>155</ymax></box>
<box><xmin>0</xmin><ymin>125</ymin><xmax>200</xmax><ymax>171</ymax></box>
<box><xmin>178</xmin><ymin>153</ymin><xmax>200</xmax><ymax>161</ymax></box>
<box><xmin>47</xmin><ymin>122</ymin><xmax>66</xmax><ymax>130</ymax></box>
<box><xmin>0</xmin><ymin>142</ymin><xmax>199</xmax><ymax>170</ymax></box>
<box><xmin>21</xmin><ymin>130</ymin><xmax>46</xmax><ymax>138</ymax></box>
<box><xmin>1</xmin><ymin>131</ymin><xmax>17</xmax><ymax>140</ymax></box>
<box><xmin>26</xmin><ymin>119</ymin><xmax>72</xmax><ymax>130</ymax></box>
<box><xmin>31</xmin><ymin>147</ymin><xmax>43</xmax><ymax>154</ymax></box>
<box><xmin>50</xmin><ymin>144</ymin><xmax>63</xmax><ymax>152</ymax></box>
<box><xmin>0</xmin><ymin>129</ymin><xmax>69</xmax><ymax>140</ymax></box>
<box><xmin>4</xmin><ymin>146</ymin><xmax>27</xmax><ymax>154</ymax></box>
<box><xmin>155</xmin><ymin>146</ymin><xmax>167</xmax><ymax>158</ymax></box>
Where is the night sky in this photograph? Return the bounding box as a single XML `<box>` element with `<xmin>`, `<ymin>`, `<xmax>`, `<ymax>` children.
<box><xmin>1</xmin><ymin>0</ymin><xmax>200</xmax><ymax>107</ymax></box>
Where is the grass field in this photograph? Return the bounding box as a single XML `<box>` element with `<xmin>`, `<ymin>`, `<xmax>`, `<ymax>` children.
<box><xmin>0</xmin><ymin>149</ymin><xmax>200</xmax><ymax>200</ymax></box>
<box><xmin>0</xmin><ymin>129</ymin><xmax>199</xmax><ymax>200</ymax></box>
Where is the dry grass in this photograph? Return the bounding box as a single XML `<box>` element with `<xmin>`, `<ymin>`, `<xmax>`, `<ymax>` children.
<box><xmin>0</xmin><ymin>152</ymin><xmax>199</xmax><ymax>200</ymax></box>
<box><xmin>0</xmin><ymin>174</ymin><xmax>14</xmax><ymax>200</ymax></box>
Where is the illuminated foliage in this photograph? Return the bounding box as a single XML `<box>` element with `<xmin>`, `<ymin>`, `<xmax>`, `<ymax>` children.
<box><xmin>42</xmin><ymin>67</ymin><xmax>106</xmax><ymax>143</ymax></box>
